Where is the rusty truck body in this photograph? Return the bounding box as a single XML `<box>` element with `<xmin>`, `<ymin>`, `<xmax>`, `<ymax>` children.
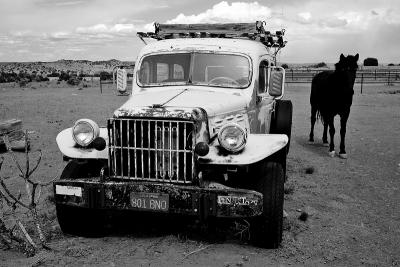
<box><xmin>53</xmin><ymin>22</ymin><xmax>292</xmax><ymax>248</ymax></box>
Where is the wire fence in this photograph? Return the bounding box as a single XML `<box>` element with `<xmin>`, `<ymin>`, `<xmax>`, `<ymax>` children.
<box><xmin>286</xmin><ymin>68</ymin><xmax>400</xmax><ymax>85</ymax></box>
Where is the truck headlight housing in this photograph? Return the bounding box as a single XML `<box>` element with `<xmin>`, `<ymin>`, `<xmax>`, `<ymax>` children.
<box><xmin>218</xmin><ymin>123</ymin><xmax>247</xmax><ymax>152</ymax></box>
<box><xmin>72</xmin><ymin>119</ymin><xmax>100</xmax><ymax>147</ymax></box>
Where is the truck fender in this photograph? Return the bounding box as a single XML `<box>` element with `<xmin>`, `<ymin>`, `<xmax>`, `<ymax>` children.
<box><xmin>56</xmin><ymin>128</ymin><xmax>109</xmax><ymax>160</ymax></box>
<box><xmin>199</xmin><ymin>134</ymin><xmax>288</xmax><ymax>165</ymax></box>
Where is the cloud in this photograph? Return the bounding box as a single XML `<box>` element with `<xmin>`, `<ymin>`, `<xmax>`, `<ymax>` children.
<box><xmin>66</xmin><ymin>47</ymin><xmax>86</xmax><ymax>52</ymax></box>
<box><xmin>298</xmin><ymin>12</ymin><xmax>312</xmax><ymax>21</ymax></box>
<box><xmin>75</xmin><ymin>23</ymin><xmax>140</xmax><ymax>36</ymax></box>
<box><xmin>35</xmin><ymin>0</ymin><xmax>93</xmax><ymax>7</ymax></box>
<box><xmin>48</xmin><ymin>31</ymin><xmax>74</xmax><ymax>41</ymax></box>
<box><xmin>318</xmin><ymin>17</ymin><xmax>348</xmax><ymax>28</ymax></box>
<box><xmin>297</xmin><ymin>12</ymin><xmax>313</xmax><ymax>24</ymax></box>
<box><xmin>166</xmin><ymin>1</ymin><xmax>272</xmax><ymax>24</ymax></box>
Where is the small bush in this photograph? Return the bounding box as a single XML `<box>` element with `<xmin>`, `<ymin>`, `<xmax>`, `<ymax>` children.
<box><xmin>67</xmin><ymin>78</ymin><xmax>80</xmax><ymax>86</ymax></box>
<box><xmin>311</xmin><ymin>62</ymin><xmax>327</xmax><ymax>68</ymax></box>
<box><xmin>305</xmin><ymin>166</ymin><xmax>315</xmax><ymax>174</ymax></box>
<box><xmin>19</xmin><ymin>79</ymin><xmax>27</xmax><ymax>87</ymax></box>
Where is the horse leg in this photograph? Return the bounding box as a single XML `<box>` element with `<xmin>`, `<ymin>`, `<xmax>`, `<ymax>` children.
<box><xmin>309</xmin><ymin>105</ymin><xmax>316</xmax><ymax>142</ymax></box>
<box><xmin>339</xmin><ymin>112</ymin><xmax>349</xmax><ymax>159</ymax></box>
<box><xmin>327</xmin><ymin>116</ymin><xmax>336</xmax><ymax>157</ymax></box>
<box><xmin>322</xmin><ymin>122</ymin><xmax>329</xmax><ymax>146</ymax></box>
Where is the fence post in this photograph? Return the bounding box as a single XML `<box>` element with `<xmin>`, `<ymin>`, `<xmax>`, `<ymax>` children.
<box><xmin>387</xmin><ymin>71</ymin><xmax>391</xmax><ymax>85</ymax></box>
<box><xmin>100</xmin><ymin>79</ymin><xmax>103</xmax><ymax>94</ymax></box>
<box><xmin>375</xmin><ymin>70</ymin><xmax>376</xmax><ymax>80</ymax></box>
<box><xmin>291</xmin><ymin>69</ymin><xmax>294</xmax><ymax>81</ymax></box>
<box><xmin>360</xmin><ymin>73</ymin><xmax>363</xmax><ymax>94</ymax></box>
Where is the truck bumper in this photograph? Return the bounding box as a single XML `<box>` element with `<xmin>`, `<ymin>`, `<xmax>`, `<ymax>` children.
<box><xmin>54</xmin><ymin>179</ymin><xmax>263</xmax><ymax>218</ymax></box>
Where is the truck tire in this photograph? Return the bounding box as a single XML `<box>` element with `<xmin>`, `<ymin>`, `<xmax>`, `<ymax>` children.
<box><xmin>249</xmin><ymin>161</ymin><xmax>284</xmax><ymax>248</ymax></box>
<box><xmin>56</xmin><ymin>160</ymin><xmax>105</xmax><ymax>237</ymax></box>
<box><xmin>270</xmin><ymin>100</ymin><xmax>293</xmax><ymax>154</ymax></box>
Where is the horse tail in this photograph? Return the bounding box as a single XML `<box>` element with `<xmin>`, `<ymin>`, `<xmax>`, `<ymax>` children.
<box><xmin>311</xmin><ymin>74</ymin><xmax>322</xmax><ymax>123</ymax></box>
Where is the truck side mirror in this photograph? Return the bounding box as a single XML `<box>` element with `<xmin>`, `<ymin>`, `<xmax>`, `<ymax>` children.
<box><xmin>268</xmin><ymin>67</ymin><xmax>285</xmax><ymax>98</ymax></box>
<box><xmin>116</xmin><ymin>69</ymin><xmax>127</xmax><ymax>93</ymax></box>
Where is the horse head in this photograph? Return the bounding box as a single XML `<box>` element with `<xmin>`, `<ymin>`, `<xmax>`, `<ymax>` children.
<box><xmin>346</xmin><ymin>53</ymin><xmax>359</xmax><ymax>72</ymax></box>
<box><xmin>345</xmin><ymin>53</ymin><xmax>359</xmax><ymax>92</ymax></box>
<box><xmin>335</xmin><ymin>53</ymin><xmax>359</xmax><ymax>93</ymax></box>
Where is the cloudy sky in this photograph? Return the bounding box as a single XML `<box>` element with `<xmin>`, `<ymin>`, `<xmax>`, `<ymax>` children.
<box><xmin>0</xmin><ymin>0</ymin><xmax>399</xmax><ymax>63</ymax></box>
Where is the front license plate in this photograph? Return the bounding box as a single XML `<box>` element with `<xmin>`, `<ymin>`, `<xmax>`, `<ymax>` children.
<box><xmin>130</xmin><ymin>192</ymin><xmax>169</xmax><ymax>211</ymax></box>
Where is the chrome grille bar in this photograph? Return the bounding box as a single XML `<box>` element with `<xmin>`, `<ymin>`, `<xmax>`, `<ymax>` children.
<box><xmin>134</xmin><ymin>120</ymin><xmax>137</xmax><ymax>178</ymax></box>
<box><xmin>127</xmin><ymin>120</ymin><xmax>130</xmax><ymax>178</ymax></box>
<box><xmin>108</xmin><ymin>118</ymin><xmax>195</xmax><ymax>183</ymax></box>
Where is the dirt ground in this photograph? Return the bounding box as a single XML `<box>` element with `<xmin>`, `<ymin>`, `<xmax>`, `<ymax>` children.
<box><xmin>0</xmin><ymin>82</ymin><xmax>399</xmax><ymax>266</ymax></box>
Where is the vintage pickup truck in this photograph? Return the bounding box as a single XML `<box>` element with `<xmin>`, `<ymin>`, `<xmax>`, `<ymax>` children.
<box><xmin>53</xmin><ymin>22</ymin><xmax>292</xmax><ymax>248</ymax></box>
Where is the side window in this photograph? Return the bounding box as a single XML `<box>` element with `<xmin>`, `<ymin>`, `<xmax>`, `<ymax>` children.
<box><xmin>258</xmin><ymin>60</ymin><xmax>269</xmax><ymax>94</ymax></box>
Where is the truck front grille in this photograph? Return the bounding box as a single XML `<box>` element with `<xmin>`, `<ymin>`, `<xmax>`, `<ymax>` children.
<box><xmin>108</xmin><ymin>118</ymin><xmax>195</xmax><ymax>183</ymax></box>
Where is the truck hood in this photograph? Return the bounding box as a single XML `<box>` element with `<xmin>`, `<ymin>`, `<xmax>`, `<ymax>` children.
<box><xmin>114</xmin><ymin>88</ymin><xmax>249</xmax><ymax>118</ymax></box>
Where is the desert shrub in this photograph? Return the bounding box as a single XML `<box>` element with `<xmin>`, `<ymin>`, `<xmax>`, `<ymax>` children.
<box><xmin>100</xmin><ymin>71</ymin><xmax>112</xmax><ymax>80</ymax></box>
<box><xmin>311</xmin><ymin>62</ymin><xmax>327</xmax><ymax>68</ymax></box>
<box><xmin>19</xmin><ymin>79</ymin><xmax>28</xmax><ymax>87</ymax></box>
<box><xmin>58</xmin><ymin>71</ymin><xmax>70</xmax><ymax>81</ymax></box>
<box><xmin>364</xmin><ymin>57</ymin><xmax>378</xmax><ymax>66</ymax></box>
<box><xmin>47</xmin><ymin>72</ymin><xmax>60</xmax><ymax>77</ymax></box>
<box><xmin>67</xmin><ymin>77</ymin><xmax>80</xmax><ymax>86</ymax></box>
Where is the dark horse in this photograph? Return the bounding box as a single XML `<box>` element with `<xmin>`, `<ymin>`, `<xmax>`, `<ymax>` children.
<box><xmin>309</xmin><ymin>53</ymin><xmax>359</xmax><ymax>158</ymax></box>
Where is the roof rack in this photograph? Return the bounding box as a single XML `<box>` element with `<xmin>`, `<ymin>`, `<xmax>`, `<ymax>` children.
<box><xmin>137</xmin><ymin>21</ymin><xmax>287</xmax><ymax>48</ymax></box>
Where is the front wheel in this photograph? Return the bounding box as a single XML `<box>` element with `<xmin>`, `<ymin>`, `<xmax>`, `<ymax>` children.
<box><xmin>270</xmin><ymin>100</ymin><xmax>293</xmax><ymax>154</ymax></box>
<box><xmin>56</xmin><ymin>205</ymin><xmax>105</xmax><ymax>237</ymax></box>
<box><xmin>249</xmin><ymin>161</ymin><xmax>284</xmax><ymax>248</ymax></box>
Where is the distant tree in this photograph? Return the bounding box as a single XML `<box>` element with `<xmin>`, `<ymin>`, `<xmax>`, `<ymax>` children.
<box><xmin>281</xmin><ymin>63</ymin><xmax>289</xmax><ymax>69</ymax></box>
<box><xmin>364</xmin><ymin>57</ymin><xmax>378</xmax><ymax>66</ymax></box>
<box><xmin>388</xmin><ymin>63</ymin><xmax>395</xmax><ymax>66</ymax></box>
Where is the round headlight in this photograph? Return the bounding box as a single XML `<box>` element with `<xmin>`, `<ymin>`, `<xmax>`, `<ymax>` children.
<box><xmin>217</xmin><ymin>123</ymin><xmax>247</xmax><ymax>152</ymax></box>
<box><xmin>72</xmin><ymin>119</ymin><xmax>100</xmax><ymax>147</ymax></box>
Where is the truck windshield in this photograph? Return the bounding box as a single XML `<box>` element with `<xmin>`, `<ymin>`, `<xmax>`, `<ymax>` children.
<box><xmin>138</xmin><ymin>53</ymin><xmax>251</xmax><ymax>88</ymax></box>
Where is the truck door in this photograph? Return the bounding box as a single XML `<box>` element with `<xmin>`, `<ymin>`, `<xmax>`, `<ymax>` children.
<box><xmin>252</xmin><ymin>59</ymin><xmax>274</xmax><ymax>133</ymax></box>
